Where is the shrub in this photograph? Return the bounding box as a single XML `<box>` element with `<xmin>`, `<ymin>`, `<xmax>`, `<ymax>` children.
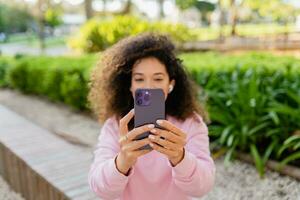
<box><xmin>68</xmin><ymin>15</ymin><xmax>195</xmax><ymax>52</ymax></box>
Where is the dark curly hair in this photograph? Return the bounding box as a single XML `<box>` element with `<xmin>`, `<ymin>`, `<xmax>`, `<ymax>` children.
<box><xmin>88</xmin><ymin>33</ymin><xmax>207</xmax><ymax>130</ymax></box>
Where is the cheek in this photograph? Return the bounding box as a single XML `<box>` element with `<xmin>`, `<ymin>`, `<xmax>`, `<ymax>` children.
<box><xmin>130</xmin><ymin>80</ymin><xmax>136</xmax><ymax>97</ymax></box>
<box><xmin>161</xmin><ymin>85</ymin><xmax>169</xmax><ymax>100</ymax></box>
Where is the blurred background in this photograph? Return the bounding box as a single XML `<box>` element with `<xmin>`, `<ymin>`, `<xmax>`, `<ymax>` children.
<box><xmin>0</xmin><ymin>0</ymin><xmax>300</xmax><ymax>200</ymax></box>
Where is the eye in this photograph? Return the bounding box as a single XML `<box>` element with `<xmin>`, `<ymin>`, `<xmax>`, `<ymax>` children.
<box><xmin>135</xmin><ymin>79</ymin><xmax>143</xmax><ymax>82</ymax></box>
<box><xmin>155</xmin><ymin>79</ymin><xmax>163</xmax><ymax>81</ymax></box>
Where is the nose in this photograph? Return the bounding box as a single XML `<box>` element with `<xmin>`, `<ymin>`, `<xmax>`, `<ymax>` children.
<box><xmin>144</xmin><ymin>81</ymin><xmax>155</xmax><ymax>89</ymax></box>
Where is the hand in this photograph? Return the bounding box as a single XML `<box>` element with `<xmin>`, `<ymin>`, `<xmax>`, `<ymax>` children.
<box><xmin>148</xmin><ymin>119</ymin><xmax>187</xmax><ymax>167</ymax></box>
<box><xmin>116</xmin><ymin>109</ymin><xmax>154</xmax><ymax>175</ymax></box>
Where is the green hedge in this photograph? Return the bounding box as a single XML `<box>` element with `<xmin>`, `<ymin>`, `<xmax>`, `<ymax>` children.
<box><xmin>0</xmin><ymin>52</ymin><xmax>299</xmax><ymax>177</ymax></box>
<box><xmin>0</xmin><ymin>57</ymin><xmax>13</xmax><ymax>87</ymax></box>
<box><xmin>5</xmin><ymin>55</ymin><xmax>97</xmax><ymax>109</ymax></box>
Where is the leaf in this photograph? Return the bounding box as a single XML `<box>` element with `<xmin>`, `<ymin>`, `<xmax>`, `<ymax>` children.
<box><xmin>262</xmin><ymin>140</ymin><xmax>278</xmax><ymax>164</ymax></box>
<box><xmin>278</xmin><ymin>152</ymin><xmax>300</xmax><ymax>169</ymax></box>
<box><xmin>224</xmin><ymin>147</ymin><xmax>235</xmax><ymax>168</ymax></box>
<box><xmin>265</xmin><ymin>128</ymin><xmax>281</xmax><ymax>137</ymax></box>
<box><xmin>248</xmin><ymin>122</ymin><xmax>270</xmax><ymax>136</ymax></box>
<box><xmin>277</xmin><ymin>142</ymin><xmax>295</xmax><ymax>158</ymax></box>
<box><xmin>293</xmin><ymin>142</ymin><xmax>300</xmax><ymax>151</ymax></box>
<box><xmin>227</xmin><ymin>134</ymin><xmax>235</xmax><ymax>147</ymax></box>
<box><xmin>250</xmin><ymin>144</ymin><xmax>264</xmax><ymax>178</ymax></box>
<box><xmin>287</xmin><ymin>90</ymin><xmax>300</xmax><ymax>105</ymax></box>
<box><xmin>220</xmin><ymin>125</ymin><xmax>234</xmax><ymax>144</ymax></box>
<box><xmin>283</xmin><ymin>135</ymin><xmax>300</xmax><ymax>145</ymax></box>
<box><xmin>268</xmin><ymin>111</ymin><xmax>280</xmax><ymax>125</ymax></box>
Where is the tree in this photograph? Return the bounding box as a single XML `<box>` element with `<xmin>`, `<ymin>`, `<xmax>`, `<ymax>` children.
<box><xmin>84</xmin><ymin>0</ymin><xmax>93</xmax><ymax>19</ymax></box>
<box><xmin>157</xmin><ymin>0</ymin><xmax>165</xmax><ymax>19</ymax></box>
<box><xmin>194</xmin><ymin>1</ymin><xmax>216</xmax><ymax>25</ymax></box>
<box><xmin>37</xmin><ymin>0</ymin><xmax>46</xmax><ymax>53</ymax></box>
<box><xmin>229</xmin><ymin>0</ymin><xmax>237</xmax><ymax>35</ymax></box>
<box><xmin>175</xmin><ymin>0</ymin><xmax>196</xmax><ymax>10</ymax></box>
<box><xmin>243</xmin><ymin>0</ymin><xmax>300</xmax><ymax>24</ymax></box>
<box><xmin>120</xmin><ymin>0</ymin><xmax>133</xmax><ymax>15</ymax></box>
<box><xmin>44</xmin><ymin>8</ymin><xmax>62</xmax><ymax>35</ymax></box>
<box><xmin>175</xmin><ymin>0</ymin><xmax>216</xmax><ymax>26</ymax></box>
<box><xmin>0</xmin><ymin>3</ymin><xmax>33</xmax><ymax>35</ymax></box>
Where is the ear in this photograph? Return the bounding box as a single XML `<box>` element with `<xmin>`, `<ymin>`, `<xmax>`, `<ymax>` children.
<box><xmin>170</xmin><ymin>79</ymin><xmax>175</xmax><ymax>88</ymax></box>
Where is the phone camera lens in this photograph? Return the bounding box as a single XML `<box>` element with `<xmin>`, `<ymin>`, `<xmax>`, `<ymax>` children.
<box><xmin>144</xmin><ymin>93</ymin><xmax>150</xmax><ymax>101</ymax></box>
<box><xmin>137</xmin><ymin>91</ymin><xmax>142</xmax><ymax>97</ymax></box>
<box><xmin>137</xmin><ymin>99</ymin><xmax>143</xmax><ymax>105</ymax></box>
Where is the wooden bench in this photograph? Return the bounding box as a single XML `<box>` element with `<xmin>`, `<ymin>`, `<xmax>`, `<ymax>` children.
<box><xmin>0</xmin><ymin>105</ymin><xmax>98</xmax><ymax>200</ymax></box>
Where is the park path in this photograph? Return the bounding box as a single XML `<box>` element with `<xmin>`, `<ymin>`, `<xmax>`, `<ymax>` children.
<box><xmin>0</xmin><ymin>43</ymin><xmax>70</xmax><ymax>56</ymax></box>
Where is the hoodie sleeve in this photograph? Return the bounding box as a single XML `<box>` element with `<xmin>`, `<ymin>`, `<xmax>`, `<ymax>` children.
<box><xmin>88</xmin><ymin>117</ymin><xmax>134</xmax><ymax>200</ymax></box>
<box><xmin>168</xmin><ymin>112</ymin><xmax>216</xmax><ymax>198</ymax></box>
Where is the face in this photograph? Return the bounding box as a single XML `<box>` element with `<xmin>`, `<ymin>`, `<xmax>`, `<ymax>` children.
<box><xmin>130</xmin><ymin>57</ymin><xmax>175</xmax><ymax>100</ymax></box>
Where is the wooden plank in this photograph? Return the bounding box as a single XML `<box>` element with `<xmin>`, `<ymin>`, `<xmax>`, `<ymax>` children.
<box><xmin>4</xmin><ymin>137</ymin><xmax>59</xmax><ymax>153</ymax></box>
<box><xmin>65</xmin><ymin>184</ymin><xmax>91</xmax><ymax>199</ymax></box>
<box><xmin>0</xmin><ymin>144</ymin><xmax>5</xmax><ymax>178</ymax></box>
<box><xmin>21</xmin><ymin>145</ymin><xmax>80</xmax><ymax>164</ymax></box>
<box><xmin>18</xmin><ymin>158</ymin><xmax>28</xmax><ymax>199</ymax></box>
<box><xmin>25</xmin><ymin>164</ymin><xmax>34</xmax><ymax>200</ymax></box>
<box><xmin>0</xmin><ymin>105</ymin><xmax>98</xmax><ymax>200</ymax></box>
<box><xmin>55</xmin><ymin>172</ymin><xmax>89</xmax><ymax>190</ymax></box>
<box><xmin>72</xmin><ymin>191</ymin><xmax>98</xmax><ymax>200</ymax></box>
<box><xmin>41</xmin><ymin>159</ymin><xmax>91</xmax><ymax>180</ymax></box>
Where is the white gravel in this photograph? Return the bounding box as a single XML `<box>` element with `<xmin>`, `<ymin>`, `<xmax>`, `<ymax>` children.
<box><xmin>0</xmin><ymin>88</ymin><xmax>299</xmax><ymax>200</ymax></box>
<box><xmin>0</xmin><ymin>176</ymin><xmax>25</xmax><ymax>200</ymax></box>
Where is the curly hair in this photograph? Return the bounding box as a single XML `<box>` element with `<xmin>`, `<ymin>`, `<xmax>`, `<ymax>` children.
<box><xmin>88</xmin><ymin>33</ymin><xmax>207</xmax><ymax>130</ymax></box>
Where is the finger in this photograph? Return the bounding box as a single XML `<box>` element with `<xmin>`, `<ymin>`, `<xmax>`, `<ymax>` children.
<box><xmin>156</xmin><ymin>120</ymin><xmax>186</xmax><ymax>137</ymax></box>
<box><xmin>132</xmin><ymin>148</ymin><xmax>152</xmax><ymax>157</ymax></box>
<box><xmin>127</xmin><ymin>123</ymin><xmax>155</xmax><ymax>141</ymax></box>
<box><xmin>148</xmin><ymin>134</ymin><xmax>180</xmax><ymax>150</ymax></box>
<box><xmin>150</xmin><ymin>128</ymin><xmax>185</xmax><ymax>146</ymax></box>
<box><xmin>125</xmin><ymin>138</ymin><xmax>151</xmax><ymax>151</ymax></box>
<box><xmin>119</xmin><ymin>109</ymin><xmax>134</xmax><ymax>136</ymax></box>
<box><xmin>150</xmin><ymin>142</ymin><xmax>178</xmax><ymax>158</ymax></box>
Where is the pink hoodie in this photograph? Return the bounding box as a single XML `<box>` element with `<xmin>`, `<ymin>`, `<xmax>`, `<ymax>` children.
<box><xmin>88</xmin><ymin>112</ymin><xmax>216</xmax><ymax>200</ymax></box>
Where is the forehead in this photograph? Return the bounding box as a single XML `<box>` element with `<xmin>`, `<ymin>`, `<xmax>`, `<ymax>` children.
<box><xmin>132</xmin><ymin>57</ymin><xmax>167</xmax><ymax>75</ymax></box>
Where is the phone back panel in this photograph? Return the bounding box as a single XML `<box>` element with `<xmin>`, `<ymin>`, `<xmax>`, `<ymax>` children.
<box><xmin>134</xmin><ymin>88</ymin><xmax>165</xmax><ymax>147</ymax></box>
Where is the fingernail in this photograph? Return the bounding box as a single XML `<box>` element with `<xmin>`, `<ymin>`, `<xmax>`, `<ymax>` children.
<box><xmin>156</xmin><ymin>120</ymin><xmax>162</xmax><ymax>124</ymax></box>
<box><xmin>150</xmin><ymin>129</ymin><xmax>156</xmax><ymax>133</ymax></box>
<box><xmin>150</xmin><ymin>143</ymin><xmax>154</xmax><ymax>147</ymax></box>
<box><xmin>148</xmin><ymin>124</ymin><xmax>154</xmax><ymax>128</ymax></box>
<box><xmin>149</xmin><ymin>135</ymin><xmax>155</xmax><ymax>140</ymax></box>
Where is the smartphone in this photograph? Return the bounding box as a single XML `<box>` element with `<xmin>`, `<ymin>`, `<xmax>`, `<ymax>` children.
<box><xmin>134</xmin><ymin>88</ymin><xmax>166</xmax><ymax>150</ymax></box>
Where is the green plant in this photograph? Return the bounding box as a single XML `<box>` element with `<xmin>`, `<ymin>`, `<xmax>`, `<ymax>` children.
<box><xmin>68</xmin><ymin>15</ymin><xmax>195</xmax><ymax>52</ymax></box>
<box><xmin>0</xmin><ymin>58</ymin><xmax>11</xmax><ymax>87</ymax></box>
<box><xmin>2</xmin><ymin>52</ymin><xmax>300</xmax><ymax>177</ymax></box>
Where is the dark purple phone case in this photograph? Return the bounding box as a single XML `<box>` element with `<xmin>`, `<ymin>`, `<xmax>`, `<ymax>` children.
<box><xmin>134</xmin><ymin>88</ymin><xmax>166</xmax><ymax>150</ymax></box>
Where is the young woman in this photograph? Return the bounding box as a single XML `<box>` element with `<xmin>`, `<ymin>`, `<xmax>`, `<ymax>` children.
<box><xmin>87</xmin><ymin>33</ymin><xmax>215</xmax><ymax>200</ymax></box>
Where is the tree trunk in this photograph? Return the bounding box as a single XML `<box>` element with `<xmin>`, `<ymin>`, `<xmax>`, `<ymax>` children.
<box><xmin>218</xmin><ymin>0</ymin><xmax>225</xmax><ymax>42</ymax></box>
<box><xmin>120</xmin><ymin>0</ymin><xmax>132</xmax><ymax>15</ymax></box>
<box><xmin>84</xmin><ymin>0</ymin><xmax>93</xmax><ymax>19</ymax></box>
<box><xmin>38</xmin><ymin>0</ymin><xmax>46</xmax><ymax>54</ymax></box>
<box><xmin>230</xmin><ymin>0</ymin><xmax>237</xmax><ymax>36</ymax></box>
<box><xmin>158</xmin><ymin>0</ymin><xmax>165</xmax><ymax>19</ymax></box>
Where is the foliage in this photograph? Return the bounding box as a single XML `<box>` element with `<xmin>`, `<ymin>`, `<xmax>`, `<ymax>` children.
<box><xmin>1</xmin><ymin>52</ymin><xmax>299</xmax><ymax>176</ymax></box>
<box><xmin>68</xmin><ymin>15</ymin><xmax>196</xmax><ymax>52</ymax></box>
<box><xmin>182</xmin><ymin>52</ymin><xmax>300</xmax><ymax>176</ymax></box>
<box><xmin>44</xmin><ymin>8</ymin><xmax>63</xmax><ymax>28</ymax></box>
<box><xmin>0</xmin><ymin>3</ymin><xmax>34</xmax><ymax>35</ymax></box>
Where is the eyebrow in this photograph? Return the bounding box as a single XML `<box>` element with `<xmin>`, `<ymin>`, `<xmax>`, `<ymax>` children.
<box><xmin>133</xmin><ymin>72</ymin><xmax>165</xmax><ymax>76</ymax></box>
